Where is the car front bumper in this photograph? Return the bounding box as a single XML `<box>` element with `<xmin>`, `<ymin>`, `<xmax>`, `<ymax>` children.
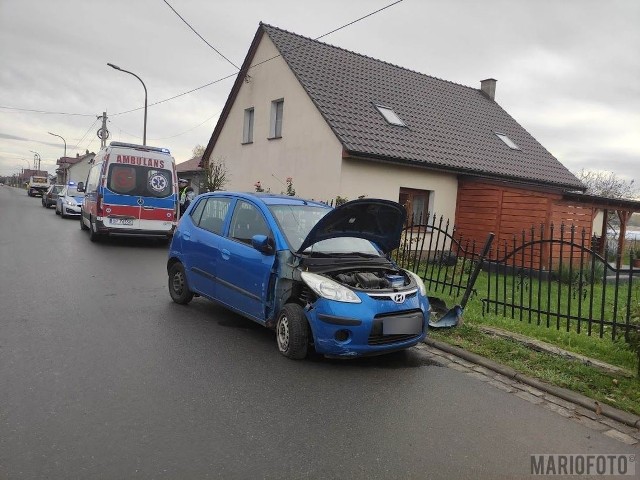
<box><xmin>306</xmin><ymin>292</ymin><xmax>429</xmax><ymax>357</ymax></box>
<box><xmin>62</xmin><ymin>204</ymin><xmax>81</xmax><ymax>215</ymax></box>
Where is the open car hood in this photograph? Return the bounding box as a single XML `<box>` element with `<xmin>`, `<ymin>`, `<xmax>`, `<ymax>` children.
<box><xmin>297</xmin><ymin>199</ymin><xmax>407</xmax><ymax>255</ymax></box>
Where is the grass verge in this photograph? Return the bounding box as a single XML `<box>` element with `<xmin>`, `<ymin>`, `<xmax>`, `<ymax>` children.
<box><xmin>429</xmin><ymin>322</ymin><xmax>640</xmax><ymax>416</ymax></box>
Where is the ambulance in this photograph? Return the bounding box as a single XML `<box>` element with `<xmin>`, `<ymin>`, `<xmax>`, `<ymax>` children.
<box><xmin>78</xmin><ymin>142</ymin><xmax>178</xmax><ymax>242</ymax></box>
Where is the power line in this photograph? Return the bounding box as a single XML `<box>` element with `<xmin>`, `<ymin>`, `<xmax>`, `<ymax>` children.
<box><xmin>162</xmin><ymin>0</ymin><xmax>240</xmax><ymax>70</ymax></box>
<box><xmin>0</xmin><ymin>105</ymin><xmax>94</xmax><ymax>116</ymax></box>
<box><xmin>3</xmin><ymin>1</ymin><xmax>404</xmax><ymax>119</ymax></box>
<box><xmin>315</xmin><ymin>0</ymin><xmax>403</xmax><ymax>40</ymax></box>
<box><xmin>73</xmin><ymin>118</ymin><xmax>100</xmax><ymax>151</ymax></box>
<box><xmin>114</xmin><ymin>0</ymin><xmax>404</xmax><ymax>116</ymax></box>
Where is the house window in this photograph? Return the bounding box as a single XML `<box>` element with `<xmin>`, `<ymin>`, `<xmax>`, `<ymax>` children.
<box><xmin>495</xmin><ymin>132</ymin><xmax>520</xmax><ymax>150</ymax></box>
<box><xmin>375</xmin><ymin>104</ymin><xmax>406</xmax><ymax>126</ymax></box>
<box><xmin>399</xmin><ymin>187</ymin><xmax>431</xmax><ymax>225</ymax></box>
<box><xmin>269</xmin><ymin>99</ymin><xmax>284</xmax><ymax>138</ymax></box>
<box><xmin>242</xmin><ymin>108</ymin><xmax>254</xmax><ymax>144</ymax></box>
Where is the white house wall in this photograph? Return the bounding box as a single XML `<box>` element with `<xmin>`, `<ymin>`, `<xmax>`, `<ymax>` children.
<box><xmin>340</xmin><ymin>157</ymin><xmax>458</xmax><ymax>221</ymax></box>
<box><xmin>67</xmin><ymin>158</ymin><xmax>92</xmax><ymax>185</ymax></box>
<box><xmin>210</xmin><ymin>35</ymin><xmax>344</xmax><ymax>199</ymax></box>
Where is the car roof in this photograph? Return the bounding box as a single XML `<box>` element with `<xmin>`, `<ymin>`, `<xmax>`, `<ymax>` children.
<box><xmin>204</xmin><ymin>191</ymin><xmax>330</xmax><ymax>208</ymax></box>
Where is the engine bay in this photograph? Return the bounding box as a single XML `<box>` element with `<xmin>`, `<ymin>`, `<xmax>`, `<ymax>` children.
<box><xmin>331</xmin><ymin>269</ymin><xmax>409</xmax><ymax>290</ymax></box>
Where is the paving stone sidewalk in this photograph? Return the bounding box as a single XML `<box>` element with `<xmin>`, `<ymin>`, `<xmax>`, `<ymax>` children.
<box><xmin>414</xmin><ymin>342</ymin><xmax>640</xmax><ymax>447</ymax></box>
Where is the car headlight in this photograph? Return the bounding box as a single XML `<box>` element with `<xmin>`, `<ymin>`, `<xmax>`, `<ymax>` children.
<box><xmin>301</xmin><ymin>271</ymin><xmax>361</xmax><ymax>303</ymax></box>
<box><xmin>66</xmin><ymin>199</ymin><xmax>75</xmax><ymax>206</ymax></box>
<box><xmin>405</xmin><ymin>269</ymin><xmax>426</xmax><ymax>296</ymax></box>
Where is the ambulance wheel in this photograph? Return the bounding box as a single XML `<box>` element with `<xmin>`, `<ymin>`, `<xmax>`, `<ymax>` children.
<box><xmin>89</xmin><ymin>216</ymin><xmax>101</xmax><ymax>242</ymax></box>
<box><xmin>168</xmin><ymin>263</ymin><xmax>193</xmax><ymax>304</ymax></box>
<box><xmin>80</xmin><ymin>214</ymin><xmax>89</xmax><ymax>231</ymax></box>
<box><xmin>276</xmin><ymin>304</ymin><xmax>309</xmax><ymax>360</ymax></box>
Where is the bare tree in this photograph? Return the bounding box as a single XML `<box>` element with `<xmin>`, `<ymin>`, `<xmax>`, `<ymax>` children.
<box><xmin>192</xmin><ymin>144</ymin><xmax>205</xmax><ymax>160</ymax></box>
<box><xmin>575</xmin><ymin>169</ymin><xmax>638</xmax><ymax>229</ymax></box>
<box><xmin>202</xmin><ymin>156</ymin><xmax>229</xmax><ymax>192</ymax></box>
<box><xmin>575</xmin><ymin>169</ymin><xmax>637</xmax><ymax>199</ymax></box>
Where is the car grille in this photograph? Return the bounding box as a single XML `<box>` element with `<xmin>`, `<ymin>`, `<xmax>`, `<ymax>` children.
<box><xmin>368</xmin><ymin>291</ymin><xmax>417</xmax><ymax>301</ymax></box>
<box><xmin>367</xmin><ymin>310</ymin><xmax>423</xmax><ymax>346</ymax></box>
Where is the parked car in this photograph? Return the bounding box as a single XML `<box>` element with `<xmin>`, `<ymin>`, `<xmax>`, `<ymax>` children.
<box><xmin>41</xmin><ymin>184</ymin><xmax>64</xmax><ymax>208</ymax></box>
<box><xmin>56</xmin><ymin>184</ymin><xmax>85</xmax><ymax>218</ymax></box>
<box><xmin>167</xmin><ymin>192</ymin><xmax>431</xmax><ymax>359</ymax></box>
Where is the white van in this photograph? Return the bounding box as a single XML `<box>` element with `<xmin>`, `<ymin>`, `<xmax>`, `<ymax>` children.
<box><xmin>78</xmin><ymin>142</ymin><xmax>178</xmax><ymax>242</ymax></box>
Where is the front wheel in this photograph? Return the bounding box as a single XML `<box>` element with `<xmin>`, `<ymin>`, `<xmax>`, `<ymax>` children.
<box><xmin>168</xmin><ymin>263</ymin><xmax>193</xmax><ymax>304</ymax></box>
<box><xmin>276</xmin><ymin>304</ymin><xmax>309</xmax><ymax>359</ymax></box>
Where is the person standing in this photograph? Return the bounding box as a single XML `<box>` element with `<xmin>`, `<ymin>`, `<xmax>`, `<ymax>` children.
<box><xmin>178</xmin><ymin>178</ymin><xmax>189</xmax><ymax>215</ymax></box>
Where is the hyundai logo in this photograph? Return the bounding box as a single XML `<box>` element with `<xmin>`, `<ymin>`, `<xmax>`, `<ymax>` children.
<box><xmin>392</xmin><ymin>293</ymin><xmax>405</xmax><ymax>304</ymax></box>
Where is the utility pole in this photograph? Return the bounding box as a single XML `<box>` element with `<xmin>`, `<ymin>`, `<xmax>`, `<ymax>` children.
<box><xmin>97</xmin><ymin>111</ymin><xmax>110</xmax><ymax>148</ymax></box>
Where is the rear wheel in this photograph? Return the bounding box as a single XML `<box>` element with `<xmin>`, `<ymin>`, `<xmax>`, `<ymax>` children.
<box><xmin>276</xmin><ymin>304</ymin><xmax>309</xmax><ymax>359</ymax></box>
<box><xmin>89</xmin><ymin>216</ymin><xmax>101</xmax><ymax>242</ymax></box>
<box><xmin>168</xmin><ymin>263</ymin><xmax>193</xmax><ymax>304</ymax></box>
<box><xmin>80</xmin><ymin>213</ymin><xmax>89</xmax><ymax>230</ymax></box>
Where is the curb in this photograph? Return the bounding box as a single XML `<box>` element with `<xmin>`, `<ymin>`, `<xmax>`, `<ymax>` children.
<box><xmin>423</xmin><ymin>338</ymin><xmax>640</xmax><ymax>430</ymax></box>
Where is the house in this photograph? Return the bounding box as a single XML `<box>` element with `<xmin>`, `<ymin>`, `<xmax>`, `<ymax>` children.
<box><xmin>56</xmin><ymin>150</ymin><xmax>95</xmax><ymax>185</ymax></box>
<box><xmin>176</xmin><ymin>156</ymin><xmax>205</xmax><ymax>195</ymax></box>
<box><xmin>202</xmin><ymin>23</ymin><xmax>639</xmax><ymax>262</ymax></box>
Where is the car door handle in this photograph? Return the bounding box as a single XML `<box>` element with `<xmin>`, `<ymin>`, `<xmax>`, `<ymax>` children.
<box><xmin>221</xmin><ymin>249</ymin><xmax>230</xmax><ymax>260</ymax></box>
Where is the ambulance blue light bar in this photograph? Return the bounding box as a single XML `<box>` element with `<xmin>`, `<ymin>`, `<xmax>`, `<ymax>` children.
<box><xmin>109</xmin><ymin>141</ymin><xmax>171</xmax><ymax>154</ymax></box>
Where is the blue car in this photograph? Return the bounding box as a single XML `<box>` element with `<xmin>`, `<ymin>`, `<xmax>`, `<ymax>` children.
<box><xmin>167</xmin><ymin>192</ymin><xmax>430</xmax><ymax>359</ymax></box>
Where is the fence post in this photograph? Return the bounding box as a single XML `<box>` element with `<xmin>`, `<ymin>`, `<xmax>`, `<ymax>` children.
<box><xmin>460</xmin><ymin>232</ymin><xmax>494</xmax><ymax>309</ymax></box>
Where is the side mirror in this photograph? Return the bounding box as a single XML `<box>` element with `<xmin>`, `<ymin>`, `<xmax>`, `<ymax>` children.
<box><xmin>251</xmin><ymin>234</ymin><xmax>274</xmax><ymax>255</ymax></box>
<box><xmin>76</xmin><ymin>182</ymin><xmax>85</xmax><ymax>192</ymax></box>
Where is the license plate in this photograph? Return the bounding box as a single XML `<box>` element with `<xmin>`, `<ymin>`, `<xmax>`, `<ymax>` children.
<box><xmin>109</xmin><ymin>218</ymin><xmax>134</xmax><ymax>226</ymax></box>
<box><xmin>382</xmin><ymin>313</ymin><xmax>423</xmax><ymax>335</ymax></box>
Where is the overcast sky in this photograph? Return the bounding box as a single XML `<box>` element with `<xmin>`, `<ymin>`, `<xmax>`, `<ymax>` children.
<box><xmin>1</xmin><ymin>0</ymin><xmax>638</xmax><ymax>190</ymax></box>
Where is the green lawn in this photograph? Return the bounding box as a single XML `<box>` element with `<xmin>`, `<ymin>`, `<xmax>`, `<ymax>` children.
<box><xmin>415</xmin><ymin>264</ymin><xmax>640</xmax><ymax>415</ymax></box>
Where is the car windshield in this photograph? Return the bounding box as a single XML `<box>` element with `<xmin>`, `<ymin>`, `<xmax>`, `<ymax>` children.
<box><xmin>268</xmin><ymin>204</ymin><xmax>381</xmax><ymax>256</ymax></box>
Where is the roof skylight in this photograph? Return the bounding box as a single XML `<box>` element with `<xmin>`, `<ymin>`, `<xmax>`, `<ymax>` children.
<box><xmin>375</xmin><ymin>105</ymin><xmax>406</xmax><ymax>126</ymax></box>
<box><xmin>495</xmin><ymin>132</ymin><xmax>520</xmax><ymax>150</ymax></box>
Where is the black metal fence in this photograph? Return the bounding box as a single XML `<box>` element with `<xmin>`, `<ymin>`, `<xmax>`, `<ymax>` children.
<box><xmin>391</xmin><ymin>214</ymin><xmax>494</xmax><ymax>311</ymax></box>
<box><xmin>392</xmin><ymin>215</ymin><xmax>639</xmax><ymax>340</ymax></box>
<box><xmin>482</xmin><ymin>224</ymin><xmax>639</xmax><ymax>340</ymax></box>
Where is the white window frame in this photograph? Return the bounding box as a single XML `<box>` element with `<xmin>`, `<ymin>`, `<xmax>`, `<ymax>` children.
<box><xmin>495</xmin><ymin>132</ymin><xmax>520</xmax><ymax>150</ymax></box>
<box><xmin>269</xmin><ymin>99</ymin><xmax>284</xmax><ymax>138</ymax></box>
<box><xmin>242</xmin><ymin>107</ymin><xmax>254</xmax><ymax>144</ymax></box>
<box><xmin>375</xmin><ymin>104</ymin><xmax>406</xmax><ymax>127</ymax></box>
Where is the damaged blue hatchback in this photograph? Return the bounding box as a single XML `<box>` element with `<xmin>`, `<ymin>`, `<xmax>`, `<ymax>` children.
<box><xmin>167</xmin><ymin>192</ymin><xmax>430</xmax><ymax>359</ymax></box>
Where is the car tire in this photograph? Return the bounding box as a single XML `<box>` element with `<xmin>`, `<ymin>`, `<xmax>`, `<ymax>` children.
<box><xmin>80</xmin><ymin>213</ymin><xmax>89</xmax><ymax>231</ymax></box>
<box><xmin>89</xmin><ymin>216</ymin><xmax>101</xmax><ymax>242</ymax></box>
<box><xmin>168</xmin><ymin>263</ymin><xmax>193</xmax><ymax>305</ymax></box>
<box><xmin>276</xmin><ymin>304</ymin><xmax>309</xmax><ymax>360</ymax></box>
<box><xmin>60</xmin><ymin>209</ymin><xmax>66</xmax><ymax>219</ymax></box>
<box><xmin>55</xmin><ymin>205</ymin><xmax>60</xmax><ymax>215</ymax></box>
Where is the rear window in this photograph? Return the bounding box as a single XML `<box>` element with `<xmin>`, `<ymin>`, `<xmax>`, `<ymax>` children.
<box><xmin>107</xmin><ymin>164</ymin><xmax>173</xmax><ymax>198</ymax></box>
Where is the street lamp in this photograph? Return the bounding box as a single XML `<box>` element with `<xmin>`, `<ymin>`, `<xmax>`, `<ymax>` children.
<box><xmin>107</xmin><ymin>62</ymin><xmax>147</xmax><ymax>145</ymax></box>
<box><xmin>48</xmin><ymin>132</ymin><xmax>67</xmax><ymax>158</ymax></box>
<box><xmin>29</xmin><ymin>151</ymin><xmax>41</xmax><ymax>172</ymax></box>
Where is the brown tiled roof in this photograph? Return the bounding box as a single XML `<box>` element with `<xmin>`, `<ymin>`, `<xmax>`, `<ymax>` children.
<box><xmin>260</xmin><ymin>24</ymin><xmax>584</xmax><ymax>191</ymax></box>
<box><xmin>177</xmin><ymin>157</ymin><xmax>202</xmax><ymax>173</ymax></box>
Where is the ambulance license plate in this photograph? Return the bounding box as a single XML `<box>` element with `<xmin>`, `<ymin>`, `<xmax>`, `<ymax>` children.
<box><xmin>109</xmin><ymin>218</ymin><xmax>134</xmax><ymax>226</ymax></box>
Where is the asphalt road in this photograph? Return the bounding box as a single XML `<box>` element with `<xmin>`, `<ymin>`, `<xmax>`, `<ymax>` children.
<box><xmin>1</xmin><ymin>185</ymin><xmax>637</xmax><ymax>479</ymax></box>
